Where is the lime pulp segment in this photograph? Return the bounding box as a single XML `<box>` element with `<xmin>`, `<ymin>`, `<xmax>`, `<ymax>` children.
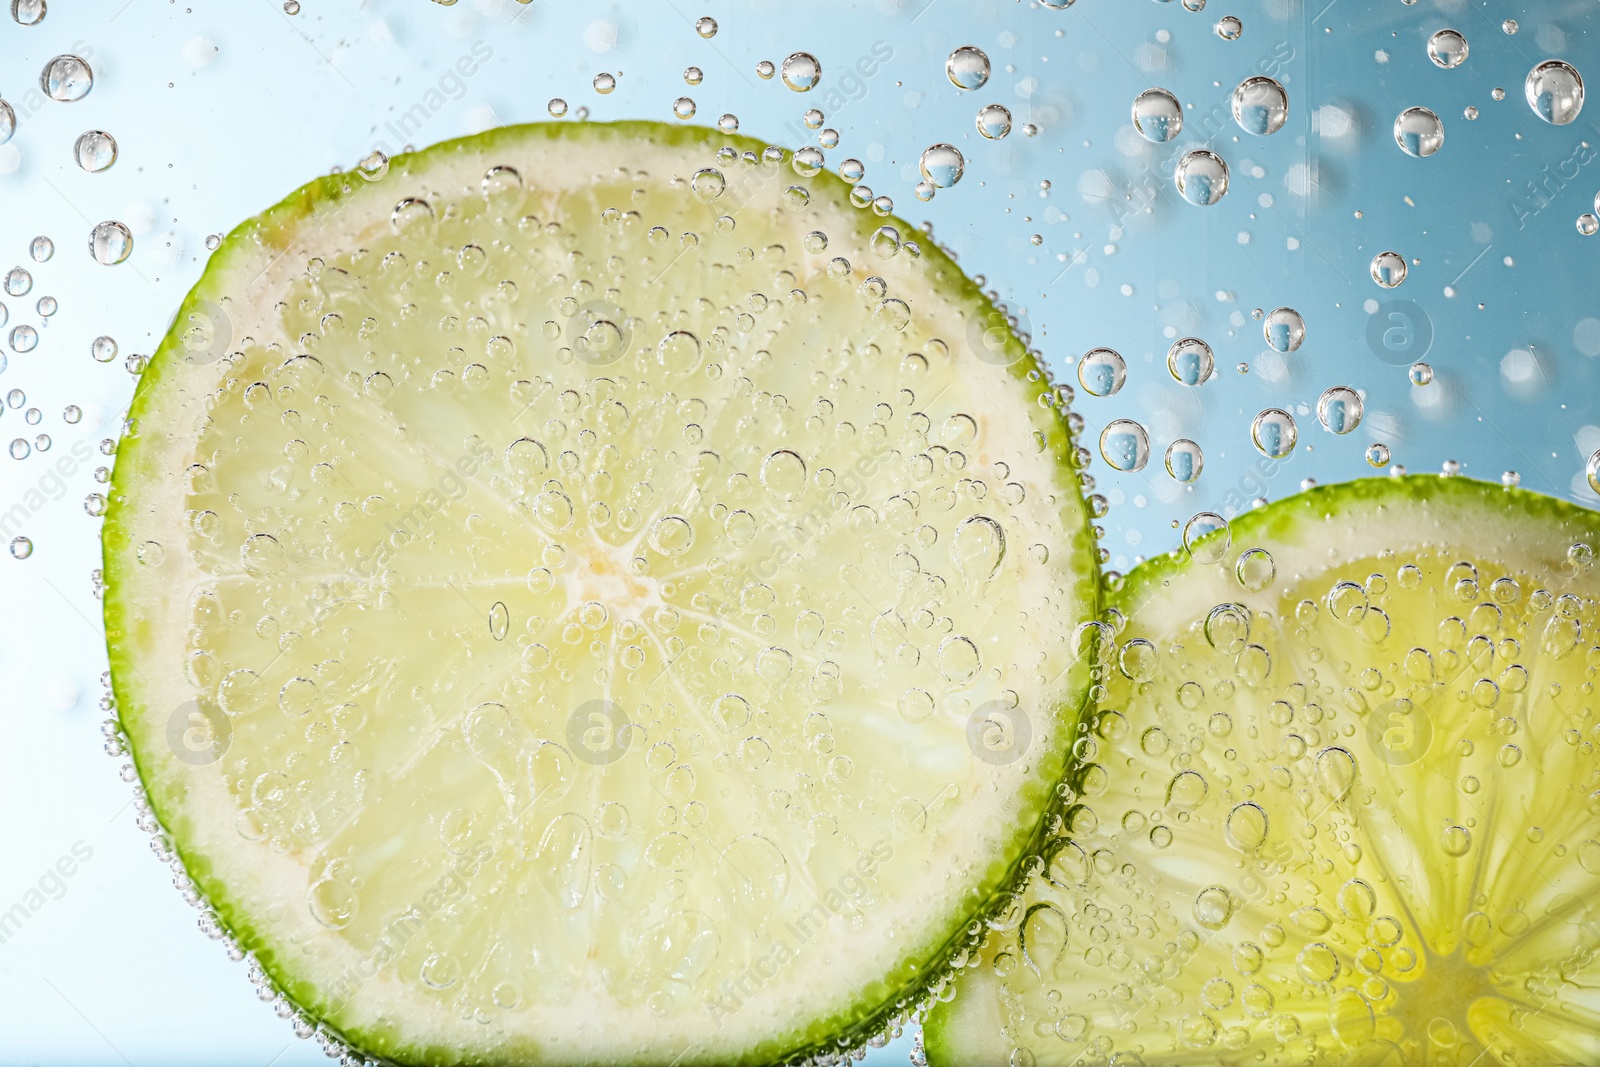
<box><xmin>102</xmin><ymin>122</ymin><xmax>1100</xmax><ymax>1065</ymax></box>
<box><xmin>926</xmin><ymin>475</ymin><xmax>1600</xmax><ymax>1067</ymax></box>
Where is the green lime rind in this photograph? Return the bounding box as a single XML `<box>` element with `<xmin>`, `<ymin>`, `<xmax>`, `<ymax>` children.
<box><xmin>923</xmin><ymin>473</ymin><xmax>1600</xmax><ymax>1066</ymax></box>
<box><xmin>103</xmin><ymin>120</ymin><xmax>1103</xmax><ymax>1066</ymax></box>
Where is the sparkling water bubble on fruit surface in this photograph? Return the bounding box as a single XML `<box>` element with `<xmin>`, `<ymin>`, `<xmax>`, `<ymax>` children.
<box><xmin>1183</xmin><ymin>512</ymin><xmax>1230</xmax><ymax>563</ymax></box>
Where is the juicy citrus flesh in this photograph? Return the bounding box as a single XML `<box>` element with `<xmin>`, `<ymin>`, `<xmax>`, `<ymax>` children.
<box><xmin>103</xmin><ymin>123</ymin><xmax>1098</xmax><ymax>1065</ymax></box>
<box><xmin>925</xmin><ymin>477</ymin><xmax>1600</xmax><ymax>1067</ymax></box>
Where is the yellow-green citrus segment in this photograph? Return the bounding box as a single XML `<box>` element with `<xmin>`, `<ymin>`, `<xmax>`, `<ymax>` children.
<box><xmin>102</xmin><ymin>122</ymin><xmax>1100</xmax><ymax>1065</ymax></box>
<box><xmin>925</xmin><ymin>475</ymin><xmax>1600</xmax><ymax>1067</ymax></box>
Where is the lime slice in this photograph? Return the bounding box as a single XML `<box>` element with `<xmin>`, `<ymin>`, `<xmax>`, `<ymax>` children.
<box><xmin>102</xmin><ymin>122</ymin><xmax>1099</xmax><ymax>1064</ymax></box>
<box><xmin>925</xmin><ymin>476</ymin><xmax>1600</xmax><ymax>1067</ymax></box>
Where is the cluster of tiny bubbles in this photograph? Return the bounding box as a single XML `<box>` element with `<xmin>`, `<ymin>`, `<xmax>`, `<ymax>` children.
<box><xmin>90</xmin><ymin>335</ymin><xmax>117</xmax><ymax>362</ymax></box>
<box><xmin>1428</xmin><ymin>28</ymin><xmax>1468</xmax><ymax>68</ymax></box>
<box><xmin>1370</xmin><ymin>250</ymin><xmax>1407</xmax><ymax>288</ymax></box>
<box><xmin>1579</xmin><ymin>213</ymin><xmax>1600</xmax><ymax>237</ymax></box>
<box><xmin>74</xmin><ymin>129</ymin><xmax>117</xmax><ymax>172</ymax></box>
<box><xmin>1316</xmin><ymin>386</ymin><xmax>1363</xmax><ymax>434</ymax></box>
<box><xmin>592</xmin><ymin>72</ymin><xmax>615</xmax><ymax>95</ymax></box>
<box><xmin>89</xmin><ymin>220</ymin><xmax>133</xmax><ymax>265</ymax></box>
<box><xmin>1261</xmin><ymin>307</ymin><xmax>1304</xmax><ymax>353</ymax></box>
<box><xmin>780</xmin><ymin>52</ymin><xmax>821</xmax><ymax>92</ymax></box>
<box><xmin>1409</xmin><ymin>361</ymin><xmax>1433</xmax><ymax>385</ymax></box>
<box><xmin>1076</xmin><ymin>348</ymin><xmax>1125</xmax><ymax>397</ymax></box>
<box><xmin>1174</xmin><ymin>148</ymin><xmax>1228</xmax><ymax>206</ymax></box>
<box><xmin>12</xmin><ymin>0</ymin><xmax>46</xmax><ymax>25</ymax></box>
<box><xmin>1215</xmin><ymin>15</ymin><xmax>1242</xmax><ymax>39</ymax></box>
<box><xmin>1165</xmin><ymin>439</ymin><xmax>1203</xmax><ymax>483</ymax></box>
<box><xmin>1366</xmin><ymin>442</ymin><xmax>1391</xmax><ymax>467</ymax></box>
<box><xmin>1250</xmin><ymin>407</ymin><xmax>1297</xmax><ymax>459</ymax></box>
<box><xmin>919</xmin><ymin>143</ymin><xmax>964</xmax><ymax>188</ymax></box>
<box><xmin>975</xmin><ymin>103</ymin><xmax>1011</xmax><ymax>139</ymax></box>
<box><xmin>945</xmin><ymin>45</ymin><xmax>990</xmax><ymax>91</ymax></box>
<box><xmin>1167</xmin><ymin>336</ymin><xmax>1214</xmax><ymax>386</ymax></box>
<box><xmin>1131</xmin><ymin>87</ymin><xmax>1182</xmax><ymax>143</ymax></box>
<box><xmin>1527</xmin><ymin>60</ymin><xmax>1584</xmax><ymax>124</ymax></box>
<box><xmin>1231</xmin><ymin>75</ymin><xmax>1288</xmax><ymax>135</ymax></box>
<box><xmin>1182</xmin><ymin>511</ymin><xmax>1230</xmax><ymax>563</ymax></box>
<box><xmin>1393</xmin><ymin>106</ymin><xmax>1444</xmax><ymax>158</ymax></box>
<box><xmin>1099</xmin><ymin>419</ymin><xmax>1150</xmax><ymax>472</ymax></box>
<box><xmin>40</xmin><ymin>53</ymin><xmax>92</xmax><ymax>101</ymax></box>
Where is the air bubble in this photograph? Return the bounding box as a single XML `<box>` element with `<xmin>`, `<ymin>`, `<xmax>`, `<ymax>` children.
<box><xmin>1370</xmin><ymin>251</ymin><xmax>1407</xmax><ymax>288</ymax></box>
<box><xmin>1215</xmin><ymin>16</ymin><xmax>1242</xmax><ymax>40</ymax></box>
<box><xmin>976</xmin><ymin>103</ymin><xmax>1012</xmax><ymax>140</ymax></box>
<box><xmin>694</xmin><ymin>15</ymin><xmax>716</xmax><ymax>37</ymax></box>
<box><xmin>1231</xmin><ymin>76</ymin><xmax>1288</xmax><ymax>135</ymax></box>
<box><xmin>1185</xmin><ymin>513</ymin><xmax>1230</xmax><ymax>564</ymax></box>
<box><xmin>1251</xmin><ymin>409</ymin><xmax>1297</xmax><ymax>459</ymax></box>
<box><xmin>1393</xmin><ymin>107</ymin><xmax>1444</xmax><ymax>157</ymax></box>
<box><xmin>1165</xmin><ymin>439</ymin><xmax>1203</xmax><ymax>483</ymax></box>
<box><xmin>1317</xmin><ymin>387</ymin><xmax>1363</xmax><ymax>434</ymax></box>
<box><xmin>1076</xmin><ymin>348</ymin><xmax>1125</xmax><ymax>397</ymax></box>
<box><xmin>1262</xmin><ymin>307</ymin><xmax>1304</xmax><ymax>352</ymax></box>
<box><xmin>919</xmin><ymin>144</ymin><xmax>964</xmax><ymax>188</ymax></box>
<box><xmin>40</xmin><ymin>54</ymin><xmax>92</xmax><ymax>102</ymax></box>
<box><xmin>1099</xmin><ymin>419</ymin><xmax>1149</xmax><ymax>472</ymax></box>
<box><xmin>781</xmin><ymin>52</ymin><xmax>821</xmax><ymax>92</ymax></box>
<box><xmin>945</xmin><ymin>46</ymin><xmax>991</xmax><ymax>91</ymax></box>
<box><xmin>1526</xmin><ymin>60</ymin><xmax>1584</xmax><ymax>125</ymax></box>
<box><xmin>1166</xmin><ymin>337</ymin><xmax>1214</xmax><ymax>385</ymax></box>
<box><xmin>1174</xmin><ymin>149</ymin><xmax>1229</xmax><ymax>206</ymax></box>
<box><xmin>1131</xmin><ymin>88</ymin><xmax>1183</xmax><ymax>143</ymax></box>
<box><xmin>29</xmin><ymin>237</ymin><xmax>53</xmax><ymax>263</ymax></box>
<box><xmin>1428</xmin><ymin>29</ymin><xmax>1468</xmax><ymax>69</ymax></box>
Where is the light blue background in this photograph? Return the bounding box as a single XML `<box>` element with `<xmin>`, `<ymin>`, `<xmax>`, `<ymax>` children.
<box><xmin>1</xmin><ymin>0</ymin><xmax>1596</xmax><ymax>1062</ymax></box>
